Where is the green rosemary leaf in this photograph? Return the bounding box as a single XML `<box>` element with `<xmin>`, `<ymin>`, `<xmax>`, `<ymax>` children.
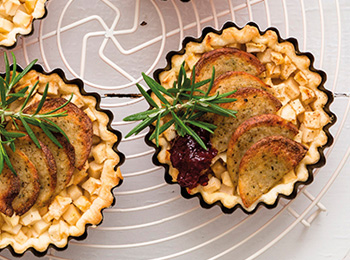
<box><xmin>154</xmin><ymin>113</ymin><xmax>161</xmax><ymax>146</ymax></box>
<box><xmin>177</xmin><ymin>64</ymin><xmax>184</xmax><ymax>88</ymax></box>
<box><xmin>11</xmin><ymin>117</ymin><xmax>19</xmax><ymax>130</ymax></box>
<box><xmin>208</xmin><ymin>103</ymin><xmax>237</xmax><ymax>117</ymax></box>
<box><xmin>211</xmin><ymin>98</ymin><xmax>237</xmax><ymax>104</ymax></box>
<box><xmin>135</xmin><ymin>83</ymin><xmax>159</xmax><ymax>108</ymax></box>
<box><xmin>20</xmin><ymin>117</ymin><xmax>41</xmax><ymax>148</ymax></box>
<box><xmin>0</xmin><ymin>128</ymin><xmax>26</xmax><ymax>138</ymax></box>
<box><xmin>20</xmin><ymin>80</ymin><xmax>39</xmax><ymax>110</ymax></box>
<box><xmin>187</xmin><ymin>120</ymin><xmax>215</xmax><ymax>133</ymax></box>
<box><xmin>167</xmin><ymin>88</ymin><xmax>180</xmax><ymax>94</ymax></box>
<box><xmin>142</xmin><ymin>73</ymin><xmax>171</xmax><ymax>104</ymax></box>
<box><xmin>205</xmin><ymin>66</ymin><xmax>215</xmax><ymax>97</ymax></box>
<box><xmin>0</xmin><ymin>150</ymin><xmax>4</xmax><ymax>175</ymax></box>
<box><xmin>192</xmin><ymin>79</ymin><xmax>211</xmax><ymax>89</ymax></box>
<box><xmin>42</xmin><ymin>118</ymin><xmax>70</xmax><ymax>142</ymax></box>
<box><xmin>33</xmin><ymin>82</ymin><xmax>49</xmax><ymax>115</ymax></box>
<box><xmin>216</xmin><ymin>90</ymin><xmax>237</xmax><ymax>98</ymax></box>
<box><xmin>10</xmin><ymin>58</ymin><xmax>37</xmax><ymax>89</ymax></box>
<box><xmin>194</xmin><ymin>105</ymin><xmax>232</xmax><ymax>116</ymax></box>
<box><xmin>123</xmin><ymin>109</ymin><xmax>161</xmax><ymax>121</ymax></box>
<box><xmin>124</xmin><ymin>116</ymin><xmax>157</xmax><ymax>138</ymax></box>
<box><xmin>40</xmin><ymin>122</ymin><xmax>62</xmax><ymax>148</ymax></box>
<box><xmin>149</xmin><ymin>118</ymin><xmax>174</xmax><ymax>140</ymax></box>
<box><xmin>11</xmin><ymin>53</ymin><xmax>17</xmax><ymax>84</ymax></box>
<box><xmin>42</xmin><ymin>94</ymin><xmax>73</xmax><ymax>115</ymax></box>
<box><xmin>0</xmin><ymin>143</ymin><xmax>16</xmax><ymax>175</ymax></box>
<box><xmin>6</xmin><ymin>86</ymin><xmax>29</xmax><ymax>105</ymax></box>
<box><xmin>4</xmin><ymin>52</ymin><xmax>10</xmax><ymax>86</ymax></box>
<box><xmin>0</xmin><ymin>82</ymin><xmax>6</xmax><ymax>106</ymax></box>
<box><xmin>171</xmin><ymin>110</ymin><xmax>207</xmax><ymax>149</ymax></box>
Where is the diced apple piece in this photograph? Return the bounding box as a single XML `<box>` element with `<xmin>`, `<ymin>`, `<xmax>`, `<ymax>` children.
<box><xmin>24</xmin><ymin>0</ymin><xmax>37</xmax><ymax>13</ymax></box>
<box><xmin>0</xmin><ymin>17</ymin><xmax>13</xmax><ymax>33</ymax></box>
<box><xmin>279</xmin><ymin>104</ymin><xmax>297</xmax><ymax>125</ymax></box>
<box><xmin>13</xmin><ymin>9</ymin><xmax>32</xmax><ymax>27</ymax></box>
<box><xmin>91</xmin><ymin>142</ymin><xmax>107</xmax><ymax>164</ymax></box>
<box><xmin>300</xmin><ymin>86</ymin><xmax>316</xmax><ymax>105</ymax></box>
<box><xmin>73</xmin><ymin>196</ymin><xmax>91</xmax><ymax>212</ymax></box>
<box><xmin>210</xmin><ymin>159</ymin><xmax>226</xmax><ymax>179</ymax></box>
<box><xmin>14</xmin><ymin>230</ymin><xmax>28</xmax><ymax>244</ymax></box>
<box><xmin>4</xmin><ymin>0</ymin><xmax>20</xmax><ymax>16</ymax></box>
<box><xmin>62</xmin><ymin>204</ymin><xmax>81</xmax><ymax>225</ymax></box>
<box><xmin>84</xmin><ymin>107</ymin><xmax>97</xmax><ymax>122</ymax></box>
<box><xmin>82</xmin><ymin>177</ymin><xmax>101</xmax><ymax>195</ymax></box>
<box><xmin>48</xmin><ymin>196</ymin><xmax>72</xmax><ymax>220</ymax></box>
<box><xmin>67</xmin><ymin>185</ymin><xmax>83</xmax><ymax>201</ymax></box>
<box><xmin>300</xmin><ymin>123</ymin><xmax>320</xmax><ymax>143</ymax></box>
<box><xmin>20</xmin><ymin>208</ymin><xmax>41</xmax><ymax>226</ymax></box>
<box><xmin>294</xmin><ymin>71</ymin><xmax>309</xmax><ymax>86</ymax></box>
<box><xmin>2</xmin><ymin>223</ymin><xmax>22</xmax><ymax>235</ymax></box>
<box><xmin>290</xmin><ymin>98</ymin><xmax>305</xmax><ymax>116</ymax></box>
<box><xmin>246</xmin><ymin>42</ymin><xmax>266</xmax><ymax>53</ymax></box>
<box><xmin>303</xmin><ymin>111</ymin><xmax>321</xmax><ymax>129</ymax></box>
<box><xmin>221</xmin><ymin>171</ymin><xmax>233</xmax><ymax>188</ymax></box>
<box><xmin>281</xmin><ymin>56</ymin><xmax>297</xmax><ymax>79</ymax></box>
<box><xmin>283</xmin><ymin>77</ymin><xmax>300</xmax><ymax>100</ymax></box>
<box><xmin>88</xmin><ymin>161</ymin><xmax>103</xmax><ymax>179</ymax></box>
<box><xmin>271</xmin><ymin>51</ymin><xmax>284</xmax><ymax>65</ymax></box>
<box><xmin>48</xmin><ymin>222</ymin><xmax>60</xmax><ymax>241</ymax></box>
<box><xmin>33</xmin><ymin>219</ymin><xmax>50</xmax><ymax>235</ymax></box>
<box><xmin>202</xmin><ymin>177</ymin><xmax>221</xmax><ymax>193</ymax></box>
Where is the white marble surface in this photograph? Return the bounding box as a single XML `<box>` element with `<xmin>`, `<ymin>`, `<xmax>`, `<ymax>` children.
<box><xmin>0</xmin><ymin>0</ymin><xmax>349</xmax><ymax>259</ymax></box>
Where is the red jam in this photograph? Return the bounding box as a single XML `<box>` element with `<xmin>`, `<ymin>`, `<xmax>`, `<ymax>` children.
<box><xmin>169</xmin><ymin>127</ymin><xmax>217</xmax><ymax>189</ymax></box>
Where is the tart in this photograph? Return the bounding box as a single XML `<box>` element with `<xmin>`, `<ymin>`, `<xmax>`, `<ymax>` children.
<box><xmin>0</xmin><ymin>0</ymin><xmax>47</xmax><ymax>48</ymax></box>
<box><xmin>150</xmin><ymin>22</ymin><xmax>335</xmax><ymax>213</ymax></box>
<box><xmin>0</xmin><ymin>64</ymin><xmax>123</xmax><ymax>253</ymax></box>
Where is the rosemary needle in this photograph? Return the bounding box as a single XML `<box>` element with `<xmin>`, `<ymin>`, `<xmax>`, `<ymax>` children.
<box><xmin>0</xmin><ymin>52</ymin><xmax>72</xmax><ymax>175</ymax></box>
<box><xmin>124</xmin><ymin>63</ymin><xmax>237</xmax><ymax>150</ymax></box>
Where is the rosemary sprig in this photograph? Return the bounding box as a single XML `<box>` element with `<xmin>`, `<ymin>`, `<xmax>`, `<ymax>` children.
<box><xmin>0</xmin><ymin>52</ymin><xmax>72</xmax><ymax>175</ymax></box>
<box><xmin>124</xmin><ymin>63</ymin><xmax>237</xmax><ymax>150</ymax></box>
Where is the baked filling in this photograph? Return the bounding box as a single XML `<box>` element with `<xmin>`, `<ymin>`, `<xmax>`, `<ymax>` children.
<box><xmin>0</xmin><ymin>70</ymin><xmax>122</xmax><ymax>253</ymax></box>
<box><xmin>0</xmin><ymin>0</ymin><xmax>47</xmax><ymax>47</ymax></box>
<box><xmin>155</xmin><ymin>24</ymin><xmax>331</xmax><ymax>211</ymax></box>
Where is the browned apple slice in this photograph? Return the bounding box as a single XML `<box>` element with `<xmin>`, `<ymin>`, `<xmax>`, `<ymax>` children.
<box><xmin>14</xmin><ymin>134</ymin><xmax>57</xmax><ymax>207</ymax></box>
<box><xmin>0</xmin><ymin>166</ymin><xmax>20</xmax><ymax>216</ymax></box>
<box><xmin>195</xmin><ymin>47</ymin><xmax>266</xmax><ymax>92</ymax></box>
<box><xmin>6</xmin><ymin>148</ymin><xmax>40</xmax><ymax>216</ymax></box>
<box><xmin>209</xmin><ymin>71</ymin><xmax>270</xmax><ymax>96</ymax></box>
<box><xmin>211</xmin><ymin>87</ymin><xmax>282</xmax><ymax>153</ymax></box>
<box><xmin>24</xmin><ymin>98</ymin><xmax>93</xmax><ymax>170</ymax></box>
<box><xmin>227</xmin><ymin>114</ymin><xmax>299</xmax><ymax>191</ymax></box>
<box><xmin>238</xmin><ymin>135</ymin><xmax>307</xmax><ymax>208</ymax></box>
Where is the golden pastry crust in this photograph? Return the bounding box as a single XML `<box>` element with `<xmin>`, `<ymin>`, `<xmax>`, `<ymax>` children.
<box><xmin>0</xmin><ymin>70</ymin><xmax>122</xmax><ymax>253</ymax></box>
<box><xmin>156</xmin><ymin>24</ymin><xmax>331</xmax><ymax>211</ymax></box>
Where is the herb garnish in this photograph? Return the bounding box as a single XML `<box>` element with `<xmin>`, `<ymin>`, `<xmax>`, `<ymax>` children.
<box><xmin>124</xmin><ymin>63</ymin><xmax>237</xmax><ymax>150</ymax></box>
<box><xmin>0</xmin><ymin>53</ymin><xmax>72</xmax><ymax>175</ymax></box>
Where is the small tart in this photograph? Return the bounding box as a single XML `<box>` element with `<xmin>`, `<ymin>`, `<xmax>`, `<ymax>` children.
<box><xmin>0</xmin><ymin>0</ymin><xmax>47</xmax><ymax>47</ymax></box>
<box><xmin>0</xmin><ymin>67</ymin><xmax>123</xmax><ymax>253</ymax></box>
<box><xmin>153</xmin><ymin>22</ymin><xmax>334</xmax><ymax>213</ymax></box>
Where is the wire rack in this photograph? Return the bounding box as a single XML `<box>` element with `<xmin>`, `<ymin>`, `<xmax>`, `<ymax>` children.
<box><xmin>0</xmin><ymin>0</ymin><xmax>349</xmax><ymax>259</ymax></box>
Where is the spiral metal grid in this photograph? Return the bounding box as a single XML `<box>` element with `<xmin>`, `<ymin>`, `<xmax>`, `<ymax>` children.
<box><xmin>0</xmin><ymin>0</ymin><xmax>349</xmax><ymax>259</ymax></box>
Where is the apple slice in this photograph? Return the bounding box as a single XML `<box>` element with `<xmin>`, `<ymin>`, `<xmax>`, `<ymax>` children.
<box><xmin>211</xmin><ymin>87</ymin><xmax>282</xmax><ymax>153</ymax></box>
<box><xmin>238</xmin><ymin>135</ymin><xmax>307</xmax><ymax>208</ymax></box>
<box><xmin>227</xmin><ymin>114</ymin><xmax>299</xmax><ymax>191</ymax></box>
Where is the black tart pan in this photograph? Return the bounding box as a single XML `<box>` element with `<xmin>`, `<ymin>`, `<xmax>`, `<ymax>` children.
<box><xmin>147</xmin><ymin>21</ymin><xmax>336</xmax><ymax>215</ymax></box>
<box><xmin>0</xmin><ymin>63</ymin><xmax>124</xmax><ymax>256</ymax></box>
